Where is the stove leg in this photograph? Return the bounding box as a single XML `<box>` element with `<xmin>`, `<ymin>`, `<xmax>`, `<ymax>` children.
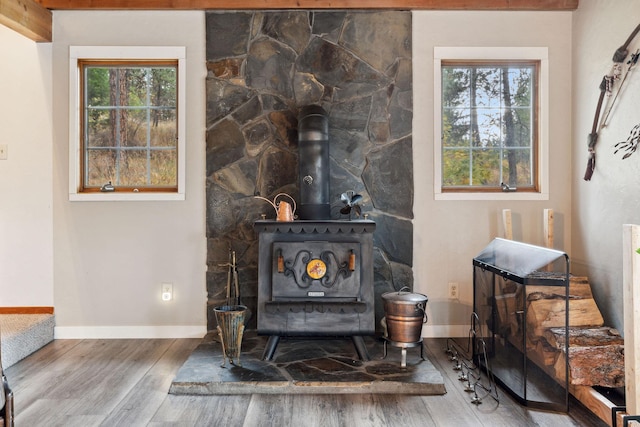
<box><xmin>352</xmin><ymin>336</ymin><xmax>370</xmax><ymax>361</ymax></box>
<box><xmin>262</xmin><ymin>335</ymin><xmax>280</xmax><ymax>361</ymax></box>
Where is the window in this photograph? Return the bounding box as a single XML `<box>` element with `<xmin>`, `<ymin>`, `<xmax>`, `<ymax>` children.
<box><xmin>434</xmin><ymin>47</ymin><xmax>549</xmax><ymax>201</ymax></box>
<box><xmin>69</xmin><ymin>47</ymin><xmax>186</xmax><ymax>201</ymax></box>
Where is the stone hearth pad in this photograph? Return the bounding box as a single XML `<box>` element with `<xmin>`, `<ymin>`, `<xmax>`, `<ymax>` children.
<box><xmin>169</xmin><ymin>332</ymin><xmax>446</xmax><ymax>395</ymax></box>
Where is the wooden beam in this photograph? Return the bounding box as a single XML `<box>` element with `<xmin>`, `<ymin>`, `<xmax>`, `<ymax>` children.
<box><xmin>0</xmin><ymin>306</ymin><xmax>54</xmax><ymax>314</ymax></box>
<box><xmin>0</xmin><ymin>0</ymin><xmax>52</xmax><ymax>42</ymax></box>
<box><xmin>623</xmin><ymin>224</ymin><xmax>640</xmax><ymax>416</ymax></box>
<box><xmin>544</xmin><ymin>208</ymin><xmax>554</xmax><ymax>248</ymax></box>
<box><xmin>502</xmin><ymin>209</ymin><xmax>513</xmax><ymax>240</ymax></box>
<box><xmin>36</xmin><ymin>0</ymin><xmax>579</xmax><ymax>10</ymax></box>
<box><xmin>570</xmin><ymin>384</ymin><xmax>617</xmax><ymax>427</ymax></box>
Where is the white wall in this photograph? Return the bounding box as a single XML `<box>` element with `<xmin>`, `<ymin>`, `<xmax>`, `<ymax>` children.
<box><xmin>0</xmin><ymin>25</ymin><xmax>54</xmax><ymax>307</ymax></box>
<box><xmin>572</xmin><ymin>0</ymin><xmax>640</xmax><ymax>332</ymax></box>
<box><xmin>51</xmin><ymin>11</ymin><xmax>207</xmax><ymax>338</ymax></box>
<box><xmin>413</xmin><ymin>11</ymin><xmax>573</xmax><ymax>336</ymax></box>
<box><xmin>1</xmin><ymin>8</ymin><xmax>578</xmax><ymax>339</ymax></box>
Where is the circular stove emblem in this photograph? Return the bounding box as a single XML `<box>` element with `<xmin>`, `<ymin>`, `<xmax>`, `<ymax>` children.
<box><xmin>306</xmin><ymin>258</ymin><xmax>327</xmax><ymax>279</ymax></box>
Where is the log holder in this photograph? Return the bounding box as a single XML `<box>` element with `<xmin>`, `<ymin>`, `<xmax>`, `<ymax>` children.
<box><xmin>472</xmin><ymin>238</ymin><xmax>570</xmax><ymax>412</ymax></box>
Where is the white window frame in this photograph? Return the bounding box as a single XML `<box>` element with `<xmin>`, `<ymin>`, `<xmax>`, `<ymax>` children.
<box><xmin>433</xmin><ymin>47</ymin><xmax>549</xmax><ymax>201</ymax></box>
<box><xmin>69</xmin><ymin>46</ymin><xmax>186</xmax><ymax>201</ymax></box>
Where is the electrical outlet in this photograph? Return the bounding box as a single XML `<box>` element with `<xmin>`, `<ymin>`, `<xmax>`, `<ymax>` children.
<box><xmin>161</xmin><ymin>283</ymin><xmax>173</xmax><ymax>301</ymax></box>
<box><xmin>448</xmin><ymin>282</ymin><xmax>459</xmax><ymax>299</ymax></box>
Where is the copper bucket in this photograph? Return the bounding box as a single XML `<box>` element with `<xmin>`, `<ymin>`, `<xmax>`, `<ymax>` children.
<box><xmin>382</xmin><ymin>289</ymin><xmax>428</xmax><ymax>343</ymax></box>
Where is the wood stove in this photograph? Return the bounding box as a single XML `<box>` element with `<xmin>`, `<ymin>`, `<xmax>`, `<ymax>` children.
<box><xmin>254</xmin><ymin>219</ymin><xmax>376</xmax><ymax>360</ymax></box>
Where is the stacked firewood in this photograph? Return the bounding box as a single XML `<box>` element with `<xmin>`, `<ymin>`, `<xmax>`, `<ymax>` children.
<box><xmin>498</xmin><ymin>276</ymin><xmax>625</xmax><ymax>388</ymax></box>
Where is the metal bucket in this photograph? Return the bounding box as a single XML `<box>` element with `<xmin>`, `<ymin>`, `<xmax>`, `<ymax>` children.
<box><xmin>214</xmin><ymin>304</ymin><xmax>247</xmax><ymax>366</ymax></box>
<box><xmin>382</xmin><ymin>290</ymin><xmax>428</xmax><ymax>343</ymax></box>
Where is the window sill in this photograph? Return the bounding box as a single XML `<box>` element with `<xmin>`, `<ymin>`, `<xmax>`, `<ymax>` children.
<box><xmin>69</xmin><ymin>192</ymin><xmax>185</xmax><ymax>202</ymax></box>
<box><xmin>435</xmin><ymin>192</ymin><xmax>549</xmax><ymax>201</ymax></box>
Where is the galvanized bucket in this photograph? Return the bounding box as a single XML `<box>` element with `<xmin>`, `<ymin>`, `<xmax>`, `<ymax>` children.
<box><xmin>214</xmin><ymin>304</ymin><xmax>247</xmax><ymax>367</ymax></box>
<box><xmin>382</xmin><ymin>289</ymin><xmax>428</xmax><ymax>343</ymax></box>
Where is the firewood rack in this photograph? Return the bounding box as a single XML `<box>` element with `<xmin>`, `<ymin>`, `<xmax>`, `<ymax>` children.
<box><xmin>472</xmin><ymin>238</ymin><xmax>570</xmax><ymax>412</ymax></box>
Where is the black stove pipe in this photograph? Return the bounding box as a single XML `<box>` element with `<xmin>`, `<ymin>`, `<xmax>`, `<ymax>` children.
<box><xmin>298</xmin><ymin>105</ymin><xmax>330</xmax><ymax>220</ymax></box>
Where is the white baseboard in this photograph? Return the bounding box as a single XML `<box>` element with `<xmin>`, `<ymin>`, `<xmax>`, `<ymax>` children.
<box><xmin>421</xmin><ymin>324</ymin><xmax>470</xmax><ymax>338</ymax></box>
<box><xmin>54</xmin><ymin>325</ymin><xmax>207</xmax><ymax>339</ymax></box>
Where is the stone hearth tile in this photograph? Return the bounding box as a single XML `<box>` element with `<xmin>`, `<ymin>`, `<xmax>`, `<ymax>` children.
<box><xmin>169</xmin><ymin>331</ymin><xmax>446</xmax><ymax>395</ymax></box>
<box><xmin>284</xmin><ymin>359</ymin><xmax>376</xmax><ymax>383</ymax></box>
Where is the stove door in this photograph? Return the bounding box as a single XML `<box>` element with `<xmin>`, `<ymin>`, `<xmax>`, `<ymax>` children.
<box><xmin>271</xmin><ymin>241</ymin><xmax>361</xmax><ymax>300</ymax></box>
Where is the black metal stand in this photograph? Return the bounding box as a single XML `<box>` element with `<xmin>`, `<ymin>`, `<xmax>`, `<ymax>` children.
<box><xmin>612</xmin><ymin>406</ymin><xmax>640</xmax><ymax>427</ymax></box>
<box><xmin>262</xmin><ymin>335</ymin><xmax>280</xmax><ymax>360</ymax></box>
<box><xmin>352</xmin><ymin>336</ymin><xmax>370</xmax><ymax>361</ymax></box>
<box><xmin>381</xmin><ymin>337</ymin><xmax>424</xmax><ymax>367</ymax></box>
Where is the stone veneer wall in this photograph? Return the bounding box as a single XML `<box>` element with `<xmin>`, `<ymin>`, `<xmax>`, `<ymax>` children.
<box><xmin>206</xmin><ymin>11</ymin><xmax>414</xmax><ymax>332</ymax></box>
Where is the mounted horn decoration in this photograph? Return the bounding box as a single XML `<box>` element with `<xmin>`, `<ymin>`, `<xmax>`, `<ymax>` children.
<box><xmin>584</xmin><ymin>22</ymin><xmax>640</xmax><ymax>181</ymax></box>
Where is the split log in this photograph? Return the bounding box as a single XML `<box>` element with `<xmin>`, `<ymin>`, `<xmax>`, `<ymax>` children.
<box><xmin>554</xmin><ymin>344</ymin><xmax>625</xmax><ymax>387</ymax></box>
<box><xmin>526</xmin><ymin>298</ymin><xmax>604</xmax><ymax>339</ymax></box>
<box><xmin>494</xmin><ymin>293</ymin><xmax>518</xmax><ymax>335</ymax></box>
<box><xmin>525</xmin><ymin>276</ymin><xmax>593</xmax><ymax>301</ymax></box>
<box><xmin>544</xmin><ymin>326</ymin><xmax>623</xmax><ymax>349</ymax></box>
<box><xmin>535</xmin><ymin>338</ymin><xmax>559</xmax><ymax>366</ymax></box>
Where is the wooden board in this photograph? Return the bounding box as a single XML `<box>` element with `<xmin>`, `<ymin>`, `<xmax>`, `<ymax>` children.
<box><xmin>0</xmin><ymin>306</ymin><xmax>54</xmax><ymax>314</ymax></box>
<box><xmin>36</xmin><ymin>0</ymin><xmax>581</xmax><ymax>11</ymax></box>
<box><xmin>570</xmin><ymin>385</ymin><xmax>618</xmax><ymax>427</ymax></box>
<box><xmin>502</xmin><ymin>209</ymin><xmax>513</xmax><ymax>240</ymax></box>
<box><xmin>0</xmin><ymin>0</ymin><xmax>51</xmax><ymax>42</ymax></box>
<box><xmin>623</xmin><ymin>225</ymin><xmax>640</xmax><ymax>415</ymax></box>
<box><xmin>544</xmin><ymin>208</ymin><xmax>554</xmax><ymax>248</ymax></box>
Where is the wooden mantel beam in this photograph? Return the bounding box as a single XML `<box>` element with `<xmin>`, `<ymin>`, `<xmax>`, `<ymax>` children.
<box><xmin>2</xmin><ymin>0</ymin><xmax>578</xmax><ymax>42</ymax></box>
<box><xmin>0</xmin><ymin>0</ymin><xmax>52</xmax><ymax>42</ymax></box>
<box><xmin>36</xmin><ymin>0</ymin><xmax>578</xmax><ymax>11</ymax></box>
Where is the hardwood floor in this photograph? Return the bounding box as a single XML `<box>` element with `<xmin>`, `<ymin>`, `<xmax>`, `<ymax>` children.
<box><xmin>4</xmin><ymin>337</ymin><xmax>608</xmax><ymax>426</ymax></box>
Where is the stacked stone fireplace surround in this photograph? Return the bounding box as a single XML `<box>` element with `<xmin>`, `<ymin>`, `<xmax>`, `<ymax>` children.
<box><xmin>206</xmin><ymin>11</ymin><xmax>414</xmax><ymax>334</ymax></box>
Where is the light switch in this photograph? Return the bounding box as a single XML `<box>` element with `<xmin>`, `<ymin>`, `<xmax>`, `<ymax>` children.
<box><xmin>0</xmin><ymin>144</ymin><xmax>7</xmax><ymax>160</ymax></box>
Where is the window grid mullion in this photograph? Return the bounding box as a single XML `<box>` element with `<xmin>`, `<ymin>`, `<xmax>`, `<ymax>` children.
<box><xmin>442</xmin><ymin>62</ymin><xmax>536</xmax><ymax>190</ymax></box>
<box><xmin>115</xmin><ymin>68</ymin><xmax>122</xmax><ymax>186</ymax></box>
<box><xmin>144</xmin><ymin>69</ymin><xmax>151</xmax><ymax>186</ymax></box>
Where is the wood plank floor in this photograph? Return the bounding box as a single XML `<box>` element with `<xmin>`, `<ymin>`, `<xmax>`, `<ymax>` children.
<box><xmin>4</xmin><ymin>337</ymin><xmax>608</xmax><ymax>426</ymax></box>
